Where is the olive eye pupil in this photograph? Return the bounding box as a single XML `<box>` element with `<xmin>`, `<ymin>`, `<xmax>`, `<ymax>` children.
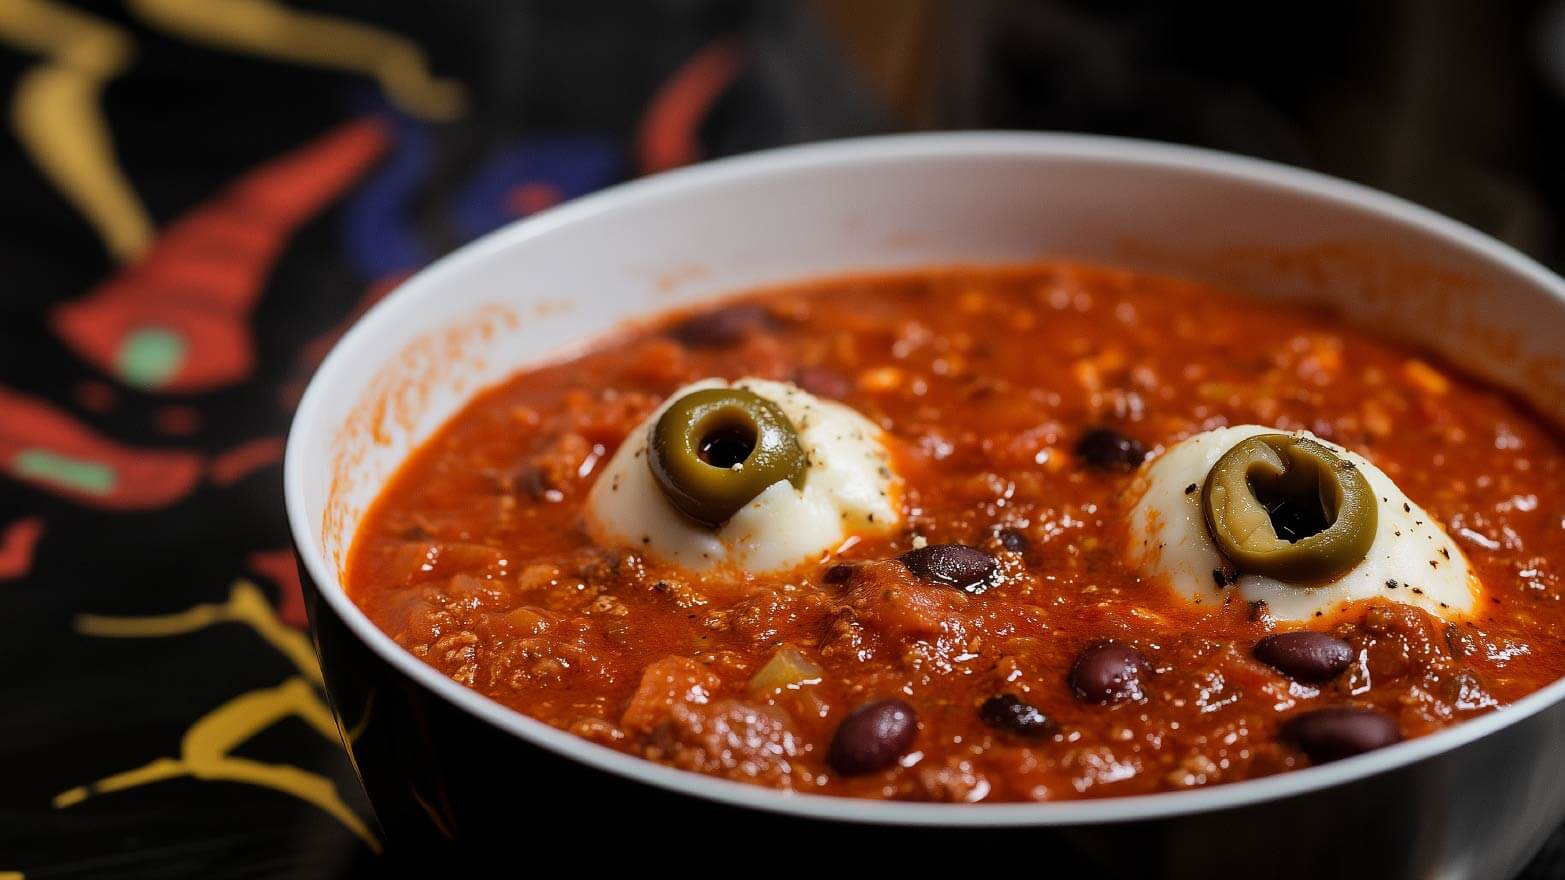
<box><xmin>1201</xmin><ymin>434</ymin><xmax>1377</xmax><ymax>583</ymax></box>
<box><xmin>698</xmin><ymin>424</ymin><xmax>757</xmax><ymax>469</ymax></box>
<box><xmin>648</xmin><ymin>386</ymin><xmax>808</xmax><ymax>527</ymax></box>
<box><xmin>1252</xmin><ymin>477</ymin><xmax>1333</xmax><ymax>543</ymax></box>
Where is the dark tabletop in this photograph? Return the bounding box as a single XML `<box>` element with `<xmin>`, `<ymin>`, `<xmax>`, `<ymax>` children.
<box><xmin>4</xmin><ymin>2</ymin><xmax>1565</xmax><ymax>877</ymax></box>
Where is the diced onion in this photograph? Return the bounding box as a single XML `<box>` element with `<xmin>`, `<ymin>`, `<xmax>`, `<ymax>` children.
<box><xmin>749</xmin><ymin>646</ymin><xmax>823</xmax><ymax>693</ymax></box>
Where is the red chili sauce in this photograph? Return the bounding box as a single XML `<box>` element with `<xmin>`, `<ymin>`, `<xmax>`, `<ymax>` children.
<box><xmin>347</xmin><ymin>264</ymin><xmax>1565</xmax><ymax>801</ymax></box>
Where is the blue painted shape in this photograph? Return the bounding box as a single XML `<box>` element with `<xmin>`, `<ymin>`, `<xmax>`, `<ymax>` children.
<box><xmin>450</xmin><ymin>136</ymin><xmax>624</xmax><ymax>242</ymax></box>
<box><xmin>342</xmin><ymin>110</ymin><xmax>434</xmax><ymax>277</ymax></box>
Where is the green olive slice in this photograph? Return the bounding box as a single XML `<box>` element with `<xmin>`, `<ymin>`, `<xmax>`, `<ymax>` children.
<box><xmin>648</xmin><ymin>387</ymin><xmax>807</xmax><ymax>527</ymax></box>
<box><xmin>1201</xmin><ymin>434</ymin><xmax>1377</xmax><ymax>583</ymax></box>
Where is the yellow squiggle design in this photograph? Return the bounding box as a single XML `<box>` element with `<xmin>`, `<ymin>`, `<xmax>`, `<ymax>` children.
<box><xmin>345</xmin><ymin>690</ymin><xmax>374</xmax><ymax>744</ymax></box>
<box><xmin>75</xmin><ymin>579</ymin><xmax>321</xmax><ymax>686</ymax></box>
<box><xmin>0</xmin><ymin>0</ymin><xmax>153</xmax><ymax>262</ymax></box>
<box><xmin>127</xmin><ymin>0</ymin><xmax>466</xmax><ymax>121</ymax></box>
<box><xmin>61</xmin><ymin>579</ymin><xmax>378</xmax><ymax>851</ymax></box>
<box><xmin>54</xmin><ymin>677</ymin><xmax>380</xmax><ymax>851</ymax></box>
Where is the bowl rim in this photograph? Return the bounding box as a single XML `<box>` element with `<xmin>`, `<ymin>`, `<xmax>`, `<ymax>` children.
<box><xmin>285</xmin><ymin>131</ymin><xmax>1565</xmax><ymax>827</ymax></box>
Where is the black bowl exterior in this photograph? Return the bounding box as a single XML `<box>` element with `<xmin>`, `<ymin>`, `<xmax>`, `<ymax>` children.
<box><xmin>299</xmin><ymin>548</ymin><xmax>1565</xmax><ymax>875</ymax></box>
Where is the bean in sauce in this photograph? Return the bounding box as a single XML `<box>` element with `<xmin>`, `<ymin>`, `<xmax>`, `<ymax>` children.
<box><xmin>1254</xmin><ymin>632</ymin><xmax>1355</xmax><ymax>683</ymax></box>
<box><xmin>1069</xmin><ymin>641</ymin><xmax>1153</xmax><ymax>705</ymax></box>
<box><xmin>1281</xmin><ymin>707</ymin><xmax>1402</xmax><ymax>763</ymax></box>
<box><xmin>794</xmin><ymin>366</ymin><xmax>853</xmax><ymax>400</ymax></box>
<box><xmin>993</xmin><ymin>527</ymin><xmax>1029</xmax><ymax>553</ymax></box>
<box><xmin>899</xmin><ymin>543</ymin><xmax>999</xmax><ymax>592</ymax></box>
<box><xmin>1075</xmin><ymin>427</ymin><xmax>1149</xmax><ymax>472</ymax></box>
<box><xmin>667</xmin><ymin>303</ymin><xmax>773</xmax><ymax>348</ymax></box>
<box><xmin>828</xmin><ymin>698</ymin><xmax>919</xmax><ymax>776</ymax></box>
<box><xmin>979</xmin><ymin>694</ymin><xmax>1057</xmax><ymax>738</ymax></box>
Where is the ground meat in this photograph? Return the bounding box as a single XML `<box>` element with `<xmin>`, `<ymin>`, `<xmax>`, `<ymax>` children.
<box><xmin>644</xmin><ymin>700</ymin><xmax>804</xmax><ymax>789</ymax></box>
<box><xmin>487</xmin><ymin>630</ymin><xmax>606</xmax><ymax>691</ymax></box>
<box><xmin>1349</xmin><ymin>602</ymin><xmax>1458</xmax><ymax>683</ymax></box>
<box><xmin>1341</xmin><ymin>601</ymin><xmax>1498</xmax><ymax>733</ymax></box>
<box><xmin>710</xmin><ymin>589</ymin><xmax>822</xmax><ymax>646</ymax></box>
<box><xmin>818</xmin><ymin>608</ymin><xmax>876</xmax><ymax>663</ymax></box>
<box><xmin>840</xmin><ymin>560</ymin><xmax>970</xmax><ymax>643</ymax></box>
<box><xmin>909</xmin><ymin>756</ymin><xmax>992</xmax><ymax>803</ymax></box>
<box><xmin>972</xmin><ymin>743</ymin><xmax>1136</xmax><ymax>801</ymax></box>
<box><xmin>621</xmin><ymin>656</ymin><xmax>722</xmax><ymax>733</ymax></box>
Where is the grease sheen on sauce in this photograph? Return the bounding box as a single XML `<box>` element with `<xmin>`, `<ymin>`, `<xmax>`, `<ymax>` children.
<box><xmin>347</xmin><ymin>263</ymin><xmax>1565</xmax><ymax>803</ymax></box>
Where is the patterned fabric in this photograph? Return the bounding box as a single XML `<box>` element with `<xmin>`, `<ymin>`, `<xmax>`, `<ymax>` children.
<box><xmin>0</xmin><ymin>2</ymin><xmax>873</xmax><ymax>874</ymax></box>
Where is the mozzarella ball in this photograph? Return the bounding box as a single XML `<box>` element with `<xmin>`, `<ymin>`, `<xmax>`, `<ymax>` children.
<box><xmin>1126</xmin><ymin>425</ymin><xmax>1479</xmax><ymax>622</ymax></box>
<box><xmin>585</xmin><ymin>378</ymin><xmax>902</xmax><ymax>573</ymax></box>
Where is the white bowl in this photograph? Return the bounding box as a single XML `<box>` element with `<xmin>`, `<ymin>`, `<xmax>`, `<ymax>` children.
<box><xmin>286</xmin><ymin>133</ymin><xmax>1565</xmax><ymax>876</ymax></box>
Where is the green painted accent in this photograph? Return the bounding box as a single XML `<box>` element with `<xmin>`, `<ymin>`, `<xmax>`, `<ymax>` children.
<box><xmin>116</xmin><ymin>327</ymin><xmax>187</xmax><ymax>389</ymax></box>
<box><xmin>11</xmin><ymin>449</ymin><xmax>117</xmax><ymax>495</ymax></box>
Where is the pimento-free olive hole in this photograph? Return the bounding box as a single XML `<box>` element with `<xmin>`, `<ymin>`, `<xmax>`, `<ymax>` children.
<box><xmin>697</xmin><ymin>422</ymin><xmax>757</xmax><ymax>468</ymax></box>
<box><xmin>1251</xmin><ymin>475</ymin><xmax>1333</xmax><ymax>542</ymax></box>
<box><xmin>1202</xmin><ymin>434</ymin><xmax>1377</xmax><ymax>584</ymax></box>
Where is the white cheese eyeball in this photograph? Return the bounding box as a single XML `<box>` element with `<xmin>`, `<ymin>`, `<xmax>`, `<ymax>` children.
<box><xmin>585</xmin><ymin>378</ymin><xmax>902</xmax><ymax>573</ymax></box>
<box><xmin>1126</xmin><ymin>424</ymin><xmax>1480</xmax><ymax>622</ymax></box>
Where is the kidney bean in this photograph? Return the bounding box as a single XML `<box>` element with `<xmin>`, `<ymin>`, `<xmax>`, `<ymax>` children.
<box><xmin>1075</xmin><ymin>428</ymin><xmax>1148</xmax><ymax>472</ymax></box>
<box><xmin>1254</xmin><ymin>632</ymin><xmax>1355</xmax><ymax>683</ymax></box>
<box><xmin>899</xmin><ymin>543</ymin><xmax>998</xmax><ymax>592</ymax></box>
<box><xmin>828</xmin><ymin>698</ymin><xmax>918</xmax><ymax>775</ymax></box>
<box><xmin>1069</xmin><ymin>640</ymin><xmax>1152</xmax><ymax>704</ymax></box>
<box><xmin>667</xmin><ymin>304</ymin><xmax>772</xmax><ymax>348</ymax></box>
<box><xmin>979</xmin><ymin>694</ymin><xmax>1056</xmax><ymax>738</ymax></box>
<box><xmin>1281</xmin><ymin>707</ymin><xmax>1402</xmax><ymax>763</ymax></box>
<box><xmin>794</xmin><ymin>366</ymin><xmax>852</xmax><ymax>399</ymax></box>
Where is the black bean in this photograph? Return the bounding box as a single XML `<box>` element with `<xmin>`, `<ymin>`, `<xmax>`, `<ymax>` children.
<box><xmin>1254</xmin><ymin>632</ymin><xmax>1355</xmax><ymax>683</ymax></box>
<box><xmin>1075</xmin><ymin>428</ymin><xmax>1149</xmax><ymax>472</ymax></box>
<box><xmin>979</xmin><ymin>694</ymin><xmax>1056</xmax><ymax>738</ymax></box>
<box><xmin>515</xmin><ymin>466</ymin><xmax>558</xmax><ymax>501</ymax></box>
<box><xmin>898</xmin><ymin>543</ymin><xmax>999</xmax><ymax>592</ymax></box>
<box><xmin>821</xmin><ymin>563</ymin><xmax>856</xmax><ymax>585</ymax></box>
<box><xmin>667</xmin><ymin>303</ymin><xmax>771</xmax><ymax>348</ymax></box>
<box><xmin>1069</xmin><ymin>640</ymin><xmax>1152</xmax><ymax>704</ymax></box>
<box><xmin>1280</xmin><ymin>707</ymin><xmax>1402</xmax><ymax>763</ymax></box>
<box><xmin>994</xmin><ymin>527</ymin><xmax>1029</xmax><ymax>553</ymax></box>
<box><xmin>486</xmin><ymin>465</ymin><xmax>559</xmax><ymax>501</ymax></box>
<box><xmin>828</xmin><ymin>698</ymin><xmax>918</xmax><ymax>775</ymax></box>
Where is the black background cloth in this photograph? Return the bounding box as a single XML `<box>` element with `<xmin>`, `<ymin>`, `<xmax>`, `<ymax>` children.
<box><xmin>3</xmin><ymin>2</ymin><xmax>1564</xmax><ymax>876</ymax></box>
